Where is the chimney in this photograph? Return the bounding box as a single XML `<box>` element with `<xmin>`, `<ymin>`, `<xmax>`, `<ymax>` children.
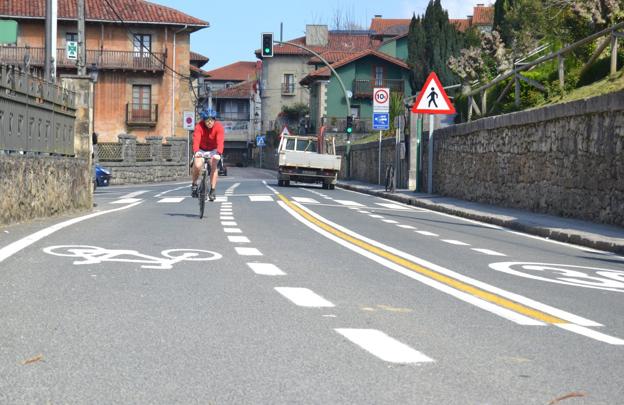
<box><xmin>306</xmin><ymin>25</ymin><xmax>328</xmax><ymax>47</ymax></box>
<box><xmin>374</xmin><ymin>15</ymin><xmax>382</xmax><ymax>18</ymax></box>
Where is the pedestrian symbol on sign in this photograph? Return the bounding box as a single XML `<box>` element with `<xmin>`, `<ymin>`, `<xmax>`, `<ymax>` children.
<box><xmin>427</xmin><ymin>87</ymin><xmax>438</xmax><ymax>108</ymax></box>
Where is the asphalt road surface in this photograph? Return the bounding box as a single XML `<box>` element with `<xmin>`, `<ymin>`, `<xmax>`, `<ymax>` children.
<box><xmin>1</xmin><ymin>167</ymin><xmax>623</xmax><ymax>404</ymax></box>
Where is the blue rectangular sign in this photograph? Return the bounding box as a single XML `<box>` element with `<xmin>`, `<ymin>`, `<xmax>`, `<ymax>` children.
<box><xmin>256</xmin><ymin>135</ymin><xmax>266</xmax><ymax>147</ymax></box>
<box><xmin>373</xmin><ymin>112</ymin><xmax>389</xmax><ymax>130</ymax></box>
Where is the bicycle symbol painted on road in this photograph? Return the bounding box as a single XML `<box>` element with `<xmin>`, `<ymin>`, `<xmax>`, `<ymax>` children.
<box><xmin>43</xmin><ymin>245</ymin><xmax>222</xmax><ymax>270</ymax></box>
<box><xmin>489</xmin><ymin>262</ymin><xmax>624</xmax><ymax>292</ymax></box>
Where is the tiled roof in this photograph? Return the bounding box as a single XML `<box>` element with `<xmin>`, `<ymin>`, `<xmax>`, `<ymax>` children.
<box><xmin>204</xmin><ymin>61</ymin><xmax>257</xmax><ymax>82</ymax></box>
<box><xmin>369</xmin><ymin>18</ymin><xmax>410</xmax><ymax>36</ymax></box>
<box><xmin>472</xmin><ymin>5</ymin><xmax>494</xmax><ymax>25</ymax></box>
<box><xmin>300</xmin><ymin>49</ymin><xmax>409</xmax><ymax>85</ymax></box>
<box><xmin>308</xmin><ymin>51</ymin><xmax>363</xmax><ymax>65</ymax></box>
<box><xmin>0</xmin><ymin>0</ymin><xmax>208</xmax><ymax>27</ymax></box>
<box><xmin>256</xmin><ymin>32</ymin><xmax>377</xmax><ymax>58</ymax></box>
<box><xmin>190</xmin><ymin>52</ymin><xmax>209</xmax><ymax>63</ymax></box>
<box><xmin>450</xmin><ymin>19</ymin><xmax>471</xmax><ymax>32</ymax></box>
<box><xmin>213</xmin><ymin>79</ymin><xmax>255</xmax><ymax>99</ymax></box>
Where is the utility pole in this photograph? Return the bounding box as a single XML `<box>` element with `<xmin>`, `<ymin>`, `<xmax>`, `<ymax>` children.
<box><xmin>44</xmin><ymin>0</ymin><xmax>58</xmax><ymax>82</ymax></box>
<box><xmin>77</xmin><ymin>0</ymin><xmax>86</xmax><ymax>76</ymax></box>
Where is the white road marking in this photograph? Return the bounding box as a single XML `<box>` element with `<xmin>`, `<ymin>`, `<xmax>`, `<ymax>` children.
<box><xmin>228</xmin><ymin>236</ymin><xmax>250</xmax><ymax>243</ymax></box>
<box><xmin>382</xmin><ymin>220</ymin><xmax>398</xmax><ymax>224</ymax></box>
<box><xmin>263</xmin><ymin>181</ymin><xmax>280</xmax><ymax>195</ymax></box>
<box><xmin>221</xmin><ymin>221</ymin><xmax>237</xmax><ymax>226</ymax></box>
<box><xmin>235</xmin><ymin>247</ymin><xmax>262</xmax><ymax>256</ymax></box>
<box><xmin>247</xmin><ymin>263</ymin><xmax>286</xmax><ymax>276</ymax></box>
<box><xmin>416</xmin><ymin>231</ymin><xmax>438</xmax><ymax>236</ymax></box>
<box><xmin>370</xmin><ymin>215</ymin><xmax>384</xmax><ymax>219</ymax></box>
<box><xmin>442</xmin><ymin>240</ymin><xmax>470</xmax><ymax>246</ymax></box>
<box><xmin>336</xmin><ymin>200</ymin><xmax>365</xmax><ymax>207</ymax></box>
<box><xmin>220</xmin><ymin>209</ymin><xmax>233</xmax><ymax>213</ymax></box>
<box><xmin>111</xmin><ymin>198</ymin><xmax>142</xmax><ymax>204</ymax></box>
<box><xmin>556</xmin><ymin>324</ymin><xmax>624</xmax><ymax>345</ymax></box>
<box><xmin>158</xmin><ymin>197</ymin><xmax>185</xmax><ymax>203</ymax></box>
<box><xmin>249</xmin><ymin>195</ymin><xmax>274</xmax><ymax>202</ymax></box>
<box><xmin>376</xmin><ymin>203</ymin><xmax>410</xmax><ymax>210</ymax></box>
<box><xmin>335</xmin><ymin>329</ymin><xmax>434</xmax><ymax>364</ymax></box>
<box><xmin>215</xmin><ymin>197</ymin><xmax>228</xmax><ymax>202</ymax></box>
<box><xmin>275</xmin><ymin>287</ymin><xmax>335</xmax><ymax>308</ymax></box>
<box><xmin>223</xmin><ymin>228</ymin><xmax>242</xmax><ymax>233</ymax></box>
<box><xmin>120</xmin><ymin>191</ymin><xmax>148</xmax><ymax>199</ymax></box>
<box><xmin>472</xmin><ymin>248</ymin><xmax>506</xmax><ymax>256</ymax></box>
<box><xmin>397</xmin><ymin>225</ymin><xmax>416</xmax><ymax>229</ymax></box>
<box><xmin>358</xmin><ymin>211</ymin><xmax>371</xmax><ymax>214</ymax></box>
<box><xmin>155</xmin><ymin>186</ymin><xmax>187</xmax><ymax>198</ymax></box>
<box><xmin>292</xmin><ymin>197</ymin><xmax>320</xmax><ymax>204</ymax></box>
<box><xmin>0</xmin><ymin>202</ymin><xmax>142</xmax><ymax>263</ymax></box>
<box><xmin>220</xmin><ymin>216</ymin><xmax>235</xmax><ymax>221</ymax></box>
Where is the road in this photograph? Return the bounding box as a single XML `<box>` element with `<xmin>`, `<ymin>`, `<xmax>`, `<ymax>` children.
<box><xmin>1</xmin><ymin>167</ymin><xmax>623</xmax><ymax>404</ymax></box>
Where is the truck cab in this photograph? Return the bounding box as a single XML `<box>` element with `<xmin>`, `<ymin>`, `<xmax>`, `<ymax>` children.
<box><xmin>277</xmin><ymin>134</ymin><xmax>342</xmax><ymax>189</ymax></box>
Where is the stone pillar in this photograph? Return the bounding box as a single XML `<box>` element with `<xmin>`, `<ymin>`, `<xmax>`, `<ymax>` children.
<box><xmin>166</xmin><ymin>136</ymin><xmax>188</xmax><ymax>165</ymax></box>
<box><xmin>60</xmin><ymin>75</ymin><xmax>92</xmax><ymax>160</ymax></box>
<box><xmin>118</xmin><ymin>134</ymin><xmax>136</xmax><ymax>163</ymax></box>
<box><xmin>146</xmin><ymin>136</ymin><xmax>163</xmax><ymax>162</ymax></box>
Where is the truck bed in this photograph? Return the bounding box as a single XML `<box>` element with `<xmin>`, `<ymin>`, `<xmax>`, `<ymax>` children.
<box><xmin>278</xmin><ymin>150</ymin><xmax>342</xmax><ymax>171</ymax></box>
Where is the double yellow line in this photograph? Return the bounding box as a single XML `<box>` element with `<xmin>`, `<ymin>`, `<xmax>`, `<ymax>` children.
<box><xmin>278</xmin><ymin>194</ymin><xmax>566</xmax><ymax>325</ymax></box>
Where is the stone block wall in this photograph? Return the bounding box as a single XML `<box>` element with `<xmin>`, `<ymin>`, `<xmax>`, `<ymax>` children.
<box><xmin>337</xmin><ymin>138</ymin><xmax>409</xmax><ymax>186</ymax></box>
<box><xmin>0</xmin><ymin>155</ymin><xmax>91</xmax><ymax>226</ymax></box>
<box><xmin>430</xmin><ymin>92</ymin><xmax>624</xmax><ymax>226</ymax></box>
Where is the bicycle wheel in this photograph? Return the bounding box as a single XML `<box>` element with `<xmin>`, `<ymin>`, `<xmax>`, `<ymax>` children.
<box><xmin>198</xmin><ymin>170</ymin><xmax>207</xmax><ymax>219</ymax></box>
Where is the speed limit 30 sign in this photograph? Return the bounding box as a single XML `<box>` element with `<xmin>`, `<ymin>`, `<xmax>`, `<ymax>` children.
<box><xmin>373</xmin><ymin>88</ymin><xmax>390</xmax><ymax>112</ymax></box>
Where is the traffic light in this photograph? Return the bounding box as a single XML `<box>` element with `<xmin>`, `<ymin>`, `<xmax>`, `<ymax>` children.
<box><xmin>346</xmin><ymin>115</ymin><xmax>353</xmax><ymax>134</ymax></box>
<box><xmin>261</xmin><ymin>33</ymin><xmax>273</xmax><ymax>57</ymax></box>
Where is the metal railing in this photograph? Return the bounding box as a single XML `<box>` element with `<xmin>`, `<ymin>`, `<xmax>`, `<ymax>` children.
<box><xmin>0</xmin><ymin>47</ymin><xmax>166</xmax><ymax>72</ymax></box>
<box><xmin>126</xmin><ymin>103</ymin><xmax>158</xmax><ymax>126</ymax></box>
<box><xmin>0</xmin><ymin>64</ymin><xmax>76</xmax><ymax>155</ymax></box>
<box><xmin>353</xmin><ymin>79</ymin><xmax>405</xmax><ymax>98</ymax></box>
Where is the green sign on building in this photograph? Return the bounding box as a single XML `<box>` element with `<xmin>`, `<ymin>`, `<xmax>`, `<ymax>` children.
<box><xmin>0</xmin><ymin>20</ymin><xmax>18</xmax><ymax>44</ymax></box>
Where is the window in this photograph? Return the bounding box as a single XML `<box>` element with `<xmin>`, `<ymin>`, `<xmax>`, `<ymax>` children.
<box><xmin>282</xmin><ymin>73</ymin><xmax>295</xmax><ymax>94</ymax></box>
<box><xmin>133</xmin><ymin>34</ymin><xmax>152</xmax><ymax>57</ymax></box>
<box><xmin>350</xmin><ymin>105</ymin><xmax>360</xmax><ymax>119</ymax></box>
<box><xmin>66</xmin><ymin>32</ymin><xmax>78</xmax><ymax>43</ymax></box>
<box><xmin>374</xmin><ymin>66</ymin><xmax>384</xmax><ymax>86</ymax></box>
<box><xmin>296</xmin><ymin>139</ymin><xmax>317</xmax><ymax>152</ymax></box>
<box><xmin>131</xmin><ymin>85</ymin><xmax>152</xmax><ymax>120</ymax></box>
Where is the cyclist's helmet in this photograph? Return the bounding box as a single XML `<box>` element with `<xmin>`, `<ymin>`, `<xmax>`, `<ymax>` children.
<box><xmin>199</xmin><ymin>108</ymin><xmax>217</xmax><ymax>121</ymax></box>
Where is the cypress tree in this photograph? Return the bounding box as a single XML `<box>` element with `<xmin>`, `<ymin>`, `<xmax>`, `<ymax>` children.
<box><xmin>407</xmin><ymin>14</ymin><xmax>427</xmax><ymax>93</ymax></box>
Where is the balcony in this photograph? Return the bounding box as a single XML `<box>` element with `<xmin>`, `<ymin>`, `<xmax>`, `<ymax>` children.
<box><xmin>353</xmin><ymin>79</ymin><xmax>405</xmax><ymax>98</ymax></box>
<box><xmin>126</xmin><ymin>103</ymin><xmax>158</xmax><ymax>126</ymax></box>
<box><xmin>0</xmin><ymin>47</ymin><xmax>166</xmax><ymax>72</ymax></box>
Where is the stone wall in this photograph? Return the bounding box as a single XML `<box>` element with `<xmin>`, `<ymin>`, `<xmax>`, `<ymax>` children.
<box><xmin>430</xmin><ymin>92</ymin><xmax>624</xmax><ymax>226</ymax></box>
<box><xmin>337</xmin><ymin>138</ymin><xmax>409</xmax><ymax>187</ymax></box>
<box><xmin>0</xmin><ymin>155</ymin><xmax>91</xmax><ymax>226</ymax></box>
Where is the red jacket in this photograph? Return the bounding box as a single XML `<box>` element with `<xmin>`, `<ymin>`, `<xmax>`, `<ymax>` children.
<box><xmin>193</xmin><ymin>121</ymin><xmax>225</xmax><ymax>154</ymax></box>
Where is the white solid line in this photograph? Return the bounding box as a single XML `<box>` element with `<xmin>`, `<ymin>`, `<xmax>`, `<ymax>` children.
<box><xmin>220</xmin><ymin>216</ymin><xmax>235</xmax><ymax>221</ymax></box>
<box><xmin>397</xmin><ymin>225</ymin><xmax>416</xmax><ymax>229</ymax></box>
<box><xmin>227</xmin><ymin>236</ymin><xmax>250</xmax><ymax>243</ymax></box>
<box><xmin>472</xmin><ymin>248</ymin><xmax>507</xmax><ymax>256</ymax></box>
<box><xmin>275</xmin><ymin>287</ymin><xmax>335</xmax><ymax>308</ymax></box>
<box><xmin>375</xmin><ymin>203</ymin><xmax>410</xmax><ymax>210</ymax></box>
<box><xmin>247</xmin><ymin>263</ymin><xmax>286</xmax><ymax>276</ymax></box>
<box><xmin>120</xmin><ymin>191</ymin><xmax>148</xmax><ymax>199</ymax></box>
<box><xmin>556</xmin><ymin>324</ymin><xmax>624</xmax><ymax>345</ymax></box>
<box><xmin>335</xmin><ymin>200</ymin><xmax>365</xmax><ymax>207</ymax></box>
<box><xmin>335</xmin><ymin>329</ymin><xmax>435</xmax><ymax>364</ymax></box>
<box><xmin>249</xmin><ymin>195</ymin><xmax>274</xmax><ymax>202</ymax></box>
<box><xmin>442</xmin><ymin>240</ymin><xmax>470</xmax><ymax>246</ymax></box>
<box><xmin>223</xmin><ymin>228</ymin><xmax>242</xmax><ymax>233</ymax></box>
<box><xmin>416</xmin><ymin>231</ymin><xmax>438</xmax><ymax>236</ymax></box>
<box><xmin>111</xmin><ymin>198</ymin><xmax>142</xmax><ymax>204</ymax></box>
<box><xmin>382</xmin><ymin>220</ymin><xmax>398</xmax><ymax>224</ymax></box>
<box><xmin>0</xmin><ymin>202</ymin><xmax>143</xmax><ymax>263</ymax></box>
<box><xmin>235</xmin><ymin>247</ymin><xmax>263</xmax><ymax>256</ymax></box>
<box><xmin>221</xmin><ymin>221</ymin><xmax>237</xmax><ymax>226</ymax></box>
<box><xmin>263</xmin><ymin>181</ymin><xmax>280</xmax><ymax>195</ymax></box>
<box><xmin>157</xmin><ymin>197</ymin><xmax>185</xmax><ymax>203</ymax></box>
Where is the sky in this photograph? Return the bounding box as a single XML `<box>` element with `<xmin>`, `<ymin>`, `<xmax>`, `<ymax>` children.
<box><xmin>149</xmin><ymin>0</ymin><xmax>479</xmax><ymax>70</ymax></box>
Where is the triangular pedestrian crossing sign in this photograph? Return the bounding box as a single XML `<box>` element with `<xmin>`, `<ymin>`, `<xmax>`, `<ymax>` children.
<box><xmin>280</xmin><ymin>126</ymin><xmax>291</xmax><ymax>137</ymax></box>
<box><xmin>412</xmin><ymin>72</ymin><xmax>456</xmax><ymax>115</ymax></box>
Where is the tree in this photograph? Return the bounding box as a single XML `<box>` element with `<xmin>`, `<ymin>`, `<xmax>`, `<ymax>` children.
<box><xmin>422</xmin><ymin>0</ymin><xmax>462</xmax><ymax>84</ymax></box>
<box><xmin>407</xmin><ymin>14</ymin><xmax>427</xmax><ymax>94</ymax></box>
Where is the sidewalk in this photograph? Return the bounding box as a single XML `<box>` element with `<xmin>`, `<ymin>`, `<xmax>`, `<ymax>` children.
<box><xmin>337</xmin><ymin>180</ymin><xmax>624</xmax><ymax>255</ymax></box>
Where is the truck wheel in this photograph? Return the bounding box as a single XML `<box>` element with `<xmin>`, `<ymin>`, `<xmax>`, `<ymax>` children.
<box><xmin>329</xmin><ymin>184</ymin><xmax>335</xmax><ymax>190</ymax></box>
<box><xmin>278</xmin><ymin>180</ymin><xmax>284</xmax><ymax>186</ymax></box>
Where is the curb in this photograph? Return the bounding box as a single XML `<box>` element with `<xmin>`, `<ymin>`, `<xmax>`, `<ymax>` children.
<box><xmin>337</xmin><ymin>182</ymin><xmax>624</xmax><ymax>255</ymax></box>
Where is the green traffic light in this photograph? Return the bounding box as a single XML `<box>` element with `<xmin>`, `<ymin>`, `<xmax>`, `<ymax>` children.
<box><xmin>346</xmin><ymin>128</ymin><xmax>352</xmax><ymax>134</ymax></box>
<box><xmin>264</xmin><ymin>48</ymin><xmax>270</xmax><ymax>53</ymax></box>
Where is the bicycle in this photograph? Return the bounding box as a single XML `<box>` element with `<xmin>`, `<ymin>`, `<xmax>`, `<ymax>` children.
<box><xmin>384</xmin><ymin>164</ymin><xmax>395</xmax><ymax>193</ymax></box>
<box><xmin>195</xmin><ymin>150</ymin><xmax>220</xmax><ymax>219</ymax></box>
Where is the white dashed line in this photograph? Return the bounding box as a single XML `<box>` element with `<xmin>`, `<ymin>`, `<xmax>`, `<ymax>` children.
<box><xmin>369</xmin><ymin>215</ymin><xmax>384</xmax><ymax>219</ymax></box>
<box><xmin>416</xmin><ymin>231</ymin><xmax>438</xmax><ymax>237</ymax></box>
<box><xmin>293</xmin><ymin>197</ymin><xmax>320</xmax><ymax>204</ymax></box>
<box><xmin>158</xmin><ymin>197</ymin><xmax>185</xmax><ymax>203</ymax></box>
<box><xmin>336</xmin><ymin>200</ymin><xmax>365</xmax><ymax>207</ymax></box>
<box><xmin>382</xmin><ymin>220</ymin><xmax>398</xmax><ymax>224</ymax></box>
<box><xmin>247</xmin><ymin>263</ymin><xmax>286</xmax><ymax>276</ymax></box>
<box><xmin>275</xmin><ymin>287</ymin><xmax>335</xmax><ymax>308</ymax></box>
<box><xmin>227</xmin><ymin>236</ymin><xmax>250</xmax><ymax>243</ymax></box>
<box><xmin>442</xmin><ymin>240</ymin><xmax>470</xmax><ymax>246</ymax></box>
<box><xmin>220</xmin><ymin>216</ymin><xmax>235</xmax><ymax>220</ymax></box>
<box><xmin>358</xmin><ymin>211</ymin><xmax>371</xmax><ymax>214</ymax></box>
<box><xmin>235</xmin><ymin>247</ymin><xmax>263</xmax><ymax>256</ymax></box>
<box><xmin>215</xmin><ymin>197</ymin><xmax>228</xmax><ymax>202</ymax></box>
<box><xmin>120</xmin><ymin>191</ymin><xmax>148</xmax><ymax>199</ymax></box>
<box><xmin>223</xmin><ymin>228</ymin><xmax>242</xmax><ymax>233</ymax></box>
<box><xmin>397</xmin><ymin>225</ymin><xmax>416</xmax><ymax>229</ymax></box>
<box><xmin>221</xmin><ymin>221</ymin><xmax>237</xmax><ymax>226</ymax></box>
<box><xmin>111</xmin><ymin>198</ymin><xmax>142</xmax><ymax>204</ymax></box>
<box><xmin>375</xmin><ymin>203</ymin><xmax>410</xmax><ymax>210</ymax></box>
<box><xmin>249</xmin><ymin>195</ymin><xmax>274</xmax><ymax>202</ymax></box>
<box><xmin>335</xmin><ymin>329</ymin><xmax>435</xmax><ymax>364</ymax></box>
<box><xmin>472</xmin><ymin>248</ymin><xmax>506</xmax><ymax>256</ymax></box>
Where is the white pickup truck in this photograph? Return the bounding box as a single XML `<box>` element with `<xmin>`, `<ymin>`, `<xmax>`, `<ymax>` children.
<box><xmin>277</xmin><ymin>134</ymin><xmax>342</xmax><ymax>189</ymax></box>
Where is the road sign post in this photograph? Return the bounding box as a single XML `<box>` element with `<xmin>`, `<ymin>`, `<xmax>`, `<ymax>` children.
<box><xmin>373</xmin><ymin>87</ymin><xmax>390</xmax><ymax>186</ymax></box>
<box><xmin>411</xmin><ymin>72</ymin><xmax>456</xmax><ymax>194</ymax></box>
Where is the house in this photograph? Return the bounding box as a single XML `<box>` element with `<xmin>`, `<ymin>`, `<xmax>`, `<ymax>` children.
<box><xmin>300</xmin><ymin>49</ymin><xmax>412</xmax><ymax>134</ymax></box>
<box><xmin>255</xmin><ymin>25</ymin><xmax>378</xmax><ymax>133</ymax></box>
<box><xmin>198</xmin><ymin>61</ymin><xmax>260</xmax><ymax>165</ymax></box>
<box><xmin>0</xmin><ymin>0</ymin><xmax>208</xmax><ymax>142</ymax></box>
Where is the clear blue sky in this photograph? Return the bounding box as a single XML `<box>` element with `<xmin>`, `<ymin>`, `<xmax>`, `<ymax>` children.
<box><xmin>149</xmin><ymin>0</ymin><xmax>478</xmax><ymax>70</ymax></box>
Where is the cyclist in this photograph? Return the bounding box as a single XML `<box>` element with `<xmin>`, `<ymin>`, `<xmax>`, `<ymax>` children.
<box><xmin>191</xmin><ymin>108</ymin><xmax>224</xmax><ymax>201</ymax></box>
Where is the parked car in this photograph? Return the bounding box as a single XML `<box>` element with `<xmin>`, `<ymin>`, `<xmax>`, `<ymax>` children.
<box><xmin>95</xmin><ymin>164</ymin><xmax>112</xmax><ymax>187</ymax></box>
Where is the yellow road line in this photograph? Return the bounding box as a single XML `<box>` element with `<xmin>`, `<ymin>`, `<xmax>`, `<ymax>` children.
<box><xmin>278</xmin><ymin>194</ymin><xmax>566</xmax><ymax>325</ymax></box>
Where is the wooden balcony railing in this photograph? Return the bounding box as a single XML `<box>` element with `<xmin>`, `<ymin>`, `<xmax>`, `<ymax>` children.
<box><xmin>0</xmin><ymin>47</ymin><xmax>166</xmax><ymax>72</ymax></box>
<box><xmin>126</xmin><ymin>103</ymin><xmax>158</xmax><ymax>126</ymax></box>
<box><xmin>353</xmin><ymin>79</ymin><xmax>405</xmax><ymax>98</ymax></box>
